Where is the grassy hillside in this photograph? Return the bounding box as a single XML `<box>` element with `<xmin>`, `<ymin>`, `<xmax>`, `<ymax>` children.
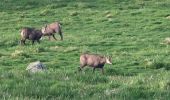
<box><xmin>0</xmin><ymin>0</ymin><xmax>170</xmax><ymax>99</ymax></box>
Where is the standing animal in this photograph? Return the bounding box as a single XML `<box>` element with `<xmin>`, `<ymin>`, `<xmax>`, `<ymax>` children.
<box><xmin>79</xmin><ymin>53</ymin><xmax>112</xmax><ymax>74</ymax></box>
<box><xmin>20</xmin><ymin>27</ymin><xmax>42</xmax><ymax>45</ymax></box>
<box><xmin>41</xmin><ymin>22</ymin><xmax>63</xmax><ymax>41</ymax></box>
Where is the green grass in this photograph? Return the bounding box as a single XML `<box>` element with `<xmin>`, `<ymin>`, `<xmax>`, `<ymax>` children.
<box><xmin>0</xmin><ymin>0</ymin><xmax>170</xmax><ymax>99</ymax></box>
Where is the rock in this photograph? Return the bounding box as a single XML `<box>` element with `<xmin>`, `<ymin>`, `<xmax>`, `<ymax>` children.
<box><xmin>106</xmin><ymin>14</ymin><xmax>113</xmax><ymax>18</ymax></box>
<box><xmin>161</xmin><ymin>37</ymin><xmax>170</xmax><ymax>45</ymax></box>
<box><xmin>166</xmin><ymin>16</ymin><xmax>170</xmax><ymax>19</ymax></box>
<box><xmin>26</xmin><ymin>61</ymin><xmax>46</xmax><ymax>73</ymax></box>
<box><xmin>104</xmin><ymin>11</ymin><xmax>111</xmax><ymax>15</ymax></box>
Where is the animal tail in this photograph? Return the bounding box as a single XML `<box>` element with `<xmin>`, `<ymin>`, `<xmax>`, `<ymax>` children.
<box><xmin>20</xmin><ymin>28</ymin><xmax>27</xmax><ymax>39</ymax></box>
<box><xmin>20</xmin><ymin>29</ymin><xmax>24</xmax><ymax>37</ymax></box>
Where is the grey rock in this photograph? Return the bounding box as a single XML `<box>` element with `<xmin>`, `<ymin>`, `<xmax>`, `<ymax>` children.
<box><xmin>26</xmin><ymin>61</ymin><xmax>46</xmax><ymax>73</ymax></box>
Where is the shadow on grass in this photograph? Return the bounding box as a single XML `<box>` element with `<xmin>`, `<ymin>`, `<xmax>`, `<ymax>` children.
<box><xmin>118</xmin><ymin>86</ymin><xmax>160</xmax><ymax>100</ymax></box>
<box><xmin>149</xmin><ymin>62</ymin><xmax>170</xmax><ymax>70</ymax></box>
<box><xmin>0</xmin><ymin>39</ymin><xmax>19</xmax><ymax>48</ymax></box>
<box><xmin>106</xmin><ymin>68</ymin><xmax>138</xmax><ymax>76</ymax></box>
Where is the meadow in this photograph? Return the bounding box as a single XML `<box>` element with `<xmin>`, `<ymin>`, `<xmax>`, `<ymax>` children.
<box><xmin>0</xmin><ymin>0</ymin><xmax>170</xmax><ymax>99</ymax></box>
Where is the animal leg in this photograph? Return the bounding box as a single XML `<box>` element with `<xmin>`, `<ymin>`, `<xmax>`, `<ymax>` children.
<box><xmin>93</xmin><ymin>68</ymin><xmax>96</xmax><ymax>73</ymax></box>
<box><xmin>78</xmin><ymin>67</ymin><xmax>82</xmax><ymax>71</ymax></box>
<box><xmin>23</xmin><ymin>40</ymin><xmax>26</xmax><ymax>45</ymax></box>
<box><xmin>20</xmin><ymin>40</ymin><xmax>23</xmax><ymax>45</ymax></box>
<box><xmin>32</xmin><ymin>40</ymin><xmax>35</xmax><ymax>45</ymax></box>
<box><xmin>20</xmin><ymin>39</ymin><xmax>26</xmax><ymax>45</ymax></box>
<box><xmin>52</xmin><ymin>34</ymin><xmax>57</xmax><ymax>40</ymax></box>
<box><xmin>59</xmin><ymin>30</ymin><xmax>63</xmax><ymax>40</ymax></box>
<box><xmin>79</xmin><ymin>64</ymin><xmax>85</xmax><ymax>72</ymax></box>
<box><xmin>101</xmin><ymin>68</ymin><xmax>104</xmax><ymax>74</ymax></box>
<box><xmin>48</xmin><ymin>36</ymin><xmax>51</xmax><ymax>41</ymax></box>
<box><xmin>37</xmin><ymin>40</ymin><xmax>40</xmax><ymax>44</ymax></box>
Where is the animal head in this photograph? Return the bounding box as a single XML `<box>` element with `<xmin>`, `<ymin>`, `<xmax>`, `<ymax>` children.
<box><xmin>105</xmin><ymin>56</ymin><xmax>112</xmax><ymax>65</ymax></box>
<box><xmin>41</xmin><ymin>25</ymin><xmax>47</xmax><ymax>34</ymax></box>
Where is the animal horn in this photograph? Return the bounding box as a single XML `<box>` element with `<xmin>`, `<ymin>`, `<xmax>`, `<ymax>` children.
<box><xmin>45</xmin><ymin>24</ymin><xmax>47</xmax><ymax>27</ymax></box>
<box><xmin>106</xmin><ymin>52</ymin><xmax>109</xmax><ymax>57</ymax></box>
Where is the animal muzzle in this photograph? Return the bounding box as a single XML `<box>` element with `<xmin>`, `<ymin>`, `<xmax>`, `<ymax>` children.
<box><xmin>108</xmin><ymin>62</ymin><xmax>112</xmax><ymax>65</ymax></box>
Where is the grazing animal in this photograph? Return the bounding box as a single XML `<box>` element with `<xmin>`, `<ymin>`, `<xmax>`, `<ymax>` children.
<box><xmin>41</xmin><ymin>22</ymin><xmax>63</xmax><ymax>40</ymax></box>
<box><xmin>79</xmin><ymin>53</ymin><xmax>112</xmax><ymax>74</ymax></box>
<box><xmin>20</xmin><ymin>27</ymin><xmax>42</xmax><ymax>45</ymax></box>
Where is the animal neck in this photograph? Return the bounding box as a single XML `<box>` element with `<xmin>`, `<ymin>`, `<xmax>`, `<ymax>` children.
<box><xmin>100</xmin><ymin>57</ymin><xmax>106</xmax><ymax>64</ymax></box>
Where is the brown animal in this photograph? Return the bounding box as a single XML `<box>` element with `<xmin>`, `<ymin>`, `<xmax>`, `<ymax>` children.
<box><xmin>41</xmin><ymin>22</ymin><xmax>63</xmax><ymax>40</ymax></box>
<box><xmin>20</xmin><ymin>27</ymin><xmax>42</xmax><ymax>45</ymax></box>
<box><xmin>79</xmin><ymin>53</ymin><xmax>112</xmax><ymax>74</ymax></box>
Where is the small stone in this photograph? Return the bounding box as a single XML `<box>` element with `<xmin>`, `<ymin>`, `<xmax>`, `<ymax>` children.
<box><xmin>26</xmin><ymin>61</ymin><xmax>46</xmax><ymax>73</ymax></box>
<box><xmin>163</xmin><ymin>37</ymin><xmax>170</xmax><ymax>44</ymax></box>
<box><xmin>166</xmin><ymin>16</ymin><xmax>170</xmax><ymax>19</ymax></box>
<box><xmin>104</xmin><ymin>11</ymin><xmax>111</xmax><ymax>14</ymax></box>
<box><xmin>106</xmin><ymin>14</ymin><xmax>113</xmax><ymax>18</ymax></box>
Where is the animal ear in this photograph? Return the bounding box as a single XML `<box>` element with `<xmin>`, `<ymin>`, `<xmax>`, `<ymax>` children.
<box><xmin>43</xmin><ymin>24</ymin><xmax>47</xmax><ymax>28</ymax></box>
<box><xmin>109</xmin><ymin>56</ymin><xmax>112</xmax><ymax>60</ymax></box>
<box><xmin>45</xmin><ymin>24</ymin><xmax>47</xmax><ymax>28</ymax></box>
<box><xmin>109</xmin><ymin>56</ymin><xmax>112</xmax><ymax>61</ymax></box>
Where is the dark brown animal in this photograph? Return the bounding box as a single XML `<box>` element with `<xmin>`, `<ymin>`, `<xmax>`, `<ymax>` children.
<box><xmin>79</xmin><ymin>53</ymin><xmax>112</xmax><ymax>74</ymax></box>
<box><xmin>20</xmin><ymin>27</ymin><xmax>42</xmax><ymax>45</ymax></box>
<box><xmin>41</xmin><ymin>22</ymin><xmax>63</xmax><ymax>40</ymax></box>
